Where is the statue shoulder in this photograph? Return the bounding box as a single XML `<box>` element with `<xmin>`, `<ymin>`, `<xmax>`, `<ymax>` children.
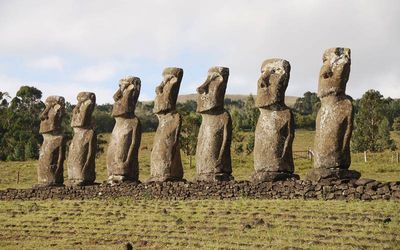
<box><xmin>340</xmin><ymin>96</ymin><xmax>353</xmax><ymax>108</ymax></box>
<box><xmin>222</xmin><ymin>109</ymin><xmax>232</xmax><ymax>121</ymax></box>
<box><xmin>171</xmin><ymin>111</ymin><xmax>182</xmax><ymax>123</ymax></box>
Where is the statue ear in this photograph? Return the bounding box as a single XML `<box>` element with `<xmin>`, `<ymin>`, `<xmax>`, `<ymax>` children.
<box><xmin>84</xmin><ymin>99</ymin><xmax>92</xmax><ymax>106</ymax></box>
<box><xmin>126</xmin><ymin>84</ymin><xmax>134</xmax><ymax>91</ymax></box>
<box><xmin>54</xmin><ymin>104</ymin><xmax>61</xmax><ymax>112</ymax></box>
<box><xmin>169</xmin><ymin>76</ymin><xmax>178</xmax><ymax>85</ymax></box>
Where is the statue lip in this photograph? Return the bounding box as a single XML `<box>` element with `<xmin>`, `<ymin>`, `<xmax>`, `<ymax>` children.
<box><xmin>256</xmin><ymin>103</ymin><xmax>287</xmax><ymax>110</ymax></box>
<box><xmin>197</xmin><ymin>106</ymin><xmax>224</xmax><ymax>115</ymax></box>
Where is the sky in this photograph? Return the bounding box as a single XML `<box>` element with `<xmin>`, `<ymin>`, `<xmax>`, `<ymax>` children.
<box><xmin>0</xmin><ymin>0</ymin><xmax>399</xmax><ymax>104</ymax></box>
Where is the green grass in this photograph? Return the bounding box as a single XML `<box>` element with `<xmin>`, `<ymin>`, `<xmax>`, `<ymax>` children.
<box><xmin>0</xmin><ymin>198</ymin><xmax>398</xmax><ymax>249</ymax></box>
<box><xmin>0</xmin><ymin>131</ymin><xmax>399</xmax><ymax>249</ymax></box>
<box><xmin>1</xmin><ymin>130</ymin><xmax>399</xmax><ymax>190</ymax></box>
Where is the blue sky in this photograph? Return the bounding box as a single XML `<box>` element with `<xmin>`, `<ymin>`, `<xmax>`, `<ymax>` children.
<box><xmin>1</xmin><ymin>0</ymin><xmax>399</xmax><ymax>104</ymax></box>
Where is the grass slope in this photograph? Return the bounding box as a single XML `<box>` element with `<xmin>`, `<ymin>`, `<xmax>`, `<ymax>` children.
<box><xmin>0</xmin><ymin>131</ymin><xmax>399</xmax><ymax>249</ymax></box>
<box><xmin>1</xmin><ymin>130</ymin><xmax>399</xmax><ymax>190</ymax></box>
<box><xmin>0</xmin><ymin>199</ymin><xmax>398</xmax><ymax>249</ymax></box>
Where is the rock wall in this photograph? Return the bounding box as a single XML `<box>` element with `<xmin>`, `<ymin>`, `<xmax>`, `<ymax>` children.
<box><xmin>1</xmin><ymin>179</ymin><xmax>399</xmax><ymax>201</ymax></box>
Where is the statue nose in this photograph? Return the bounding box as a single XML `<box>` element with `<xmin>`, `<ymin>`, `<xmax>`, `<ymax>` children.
<box><xmin>40</xmin><ymin>113</ymin><xmax>48</xmax><ymax>120</ymax></box>
<box><xmin>259</xmin><ymin>73</ymin><xmax>270</xmax><ymax>88</ymax></box>
<box><xmin>197</xmin><ymin>78</ymin><xmax>211</xmax><ymax>94</ymax></box>
<box><xmin>156</xmin><ymin>85</ymin><xmax>164</xmax><ymax>95</ymax></box>
<box><xmin>197</xmin><ymin>86</ymin><xmax>206</xmax><ymax>94</ymax></box>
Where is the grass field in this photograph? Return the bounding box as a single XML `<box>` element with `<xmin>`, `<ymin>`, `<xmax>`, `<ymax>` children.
<box><xmin>0</xmin><ymin>130</ymin><xmax>399</xmax><ymax>249</ymax></box>
<box><xmin>0</xmin><ymin>130</ymin><xmax>399</xmax><ymax>190</ymax></box>
<box><xmin>0</xmin><ymin>198</ymin><xmax>399</xmax><ymax>249</ymax></box>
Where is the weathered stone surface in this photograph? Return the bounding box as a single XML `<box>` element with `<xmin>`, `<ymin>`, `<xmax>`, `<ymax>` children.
<box><xmin>67</xmin><ymin>92</ymin><xmax>97</xmax><ymax>186</ymax></box>
<box><xmin>196</xmin><ymin>66</ymin><xmax>233</xmax><ymax>182</ymax></box>
<box><xmin>107</xmin><ymin>76</ymin><xmax>142</xmax><ymax>184</ymax></box>
<box><xmin>250</xmin><ymin>59</ymin><xmax>298</xmax><ymax>182</ymax></box>
<box><xmin>306</xmin><ymin>48</ymin><xmax>360</xmax><ymax>182</ymax></box>
<box><xmin>355</xmin><ymin>178</ymin><xmax>375</xmax><ymax>186</ymax></box>
<box><xmin>3</xmin><ymin>179</ymin><xmax>399</xmax><ymax>201</ymax></box>
<box><xmin>149</xmin><ymin>68</ymin><xmax>184</xmax><ymax>182</ymax></box>
<box><xmin>37</xmin><ymin>96</ymin><xmax>66</xmax><ymax>187</ymax></box>
<box><xmin>305</xmin><ymin>168</ymin><xmax>361</xmax><ymax>183</ymax></box>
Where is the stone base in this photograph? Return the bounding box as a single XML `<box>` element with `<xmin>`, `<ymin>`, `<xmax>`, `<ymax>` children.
<box><xmin>107</xmin><ymin>175</ymin><xmax>139</xmax><ymax>185</ymax></box>
<box><xmin>146</xmin><ymin>176</ymin><xmax>185</xmax><ymax>183</ymax></box>
<box><xmin>33</xmin><ymin>183</ymin><xmax>64</xmax><ymax>188</ymax></box>
<box><xmin>195</xmin><ymin>173</ymin><xmax>234</xmax><ymax>182</ymax></box>
<box><xmin>66</xmin><ymin>179</ymin><xmax>97</xmax><ymax>186</ymax></box>
<box><xmin>250</xmin><ymin>171</ymin><xmax>300</xmax><ymax>183</ymax></box>
<box><xmin>305</xmin><ymin>168</ymin><xmax>361</xmax><ymax>183</ymax></box>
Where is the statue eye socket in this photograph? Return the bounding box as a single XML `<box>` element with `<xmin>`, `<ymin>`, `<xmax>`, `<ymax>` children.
<box><xmin>271</xmin><ymin>69</ymin><xmax>276</xmax><ymax>74</ymax></box>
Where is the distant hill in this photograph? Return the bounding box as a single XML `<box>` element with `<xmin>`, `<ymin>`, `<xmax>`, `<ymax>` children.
<box><xmin>177</xmin><ymin>94</ymin><xmax>299</xmax><ymax>107</ymax></box>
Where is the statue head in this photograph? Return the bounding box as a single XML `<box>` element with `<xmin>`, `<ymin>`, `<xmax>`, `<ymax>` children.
<box><xmin>39</xmin><ymin>95</ymin><xmax>65</xmax><ymax>134</ymax></box>
<box><xmin>196</xmin><ymin>66</ymin><xmax>229</xmax><ymax>113</ymax></box>
<box><xmin>153</xmin><ymin>67</ymin><xmax>183</xmax><ymax>114</ymax></box>
<box><xmin>255</xmin><ymin>59</ymin><xmax>291</xmax><ymax>108</ymax></box>
<box><xmin>318</xmin><ymin>47</ymin><xmax>351</xmax><ymax>98</ymax></box>
<box><xmin>71</xmin><ymin>92</ymin><xmax>96</xmax><ymax>128</ymax></box>
<box><xmin>112</xmin><ymin>76</ymin><xmax>141</xmax><ymax>117</ymax></box>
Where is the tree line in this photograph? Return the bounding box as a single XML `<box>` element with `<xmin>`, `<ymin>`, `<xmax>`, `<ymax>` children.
<box><xmin>0</xmin><ymin>86</ymin><xmax>398</xmax><ymax>162</ymax></box>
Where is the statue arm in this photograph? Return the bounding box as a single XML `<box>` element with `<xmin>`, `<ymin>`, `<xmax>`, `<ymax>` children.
<box><xmin>83</xmin><ymin>130</ymin><xmax>96</xmax><ymax>173</ymax></box>
<box><xmin>172</xmin><ymin>114</ymin><xmax>182</xmax><ymax>161</ymax></box>
<box><xmin>342</xmin><ymin>109</ymin><xmax>353</xmax><ymax>152</ymax></box>
<box><xmin>217</xmin><ymin>113</ymin><xmax>232</xmax><ymax>169</ymax></box>
<box><xmin>126</xmin><ymin>120</ymin><xmax>141</xmax><ymax>165</ymax></box>
<box><xmin>281</xmin><ymin>113</ymin><xmax>295</xmax><ymax>159</ymax></box>
<box><xmin>56</xmin><ymin>137</ymin><xmax>66</xmax><ymax>178</ymax></box>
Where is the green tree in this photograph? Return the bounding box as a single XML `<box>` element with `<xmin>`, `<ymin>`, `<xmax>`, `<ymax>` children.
<box><xmin>179</xmin><ymin>111</ymin><xmax>201</xmax><ymax>168</ymax></box>
<box><xmin>242</xmin><ymin>94</ymin><xmax>259</xmax><ymax>131</ymax></box>
<box><xmin>293</xmin><ymin>91</ymin><xmax>320</xmax><ymax>115</ymax></box>
<box><xmin>385</xmin><ymin>98</ymin><xmax>400</xmax><ymax>128</ymax></box>
<box><xmin>3</xmin><ymin>86</ymin><xmax>44</xmax><ymax>160</ymax></box>
<box><xmin>294</xmin><ymin>113</ymin><xmax>315</xmax><ymax>130</ymax></box>
<box><xmin>0</xmin><ymin>91</ymin><xmax>10</xmax><ymax>160</ymax></box>
<box><xmin>136</xmin><ymin>101</ymin><xmax>157</xmax><ymax>132</ymax></box>
<box><xmin>352</xmin><ymin>90</ymin><xmax>396</xmax><ymax>152</ymax></box>
<box><xmin>393</xmin><ymin>116</ymin><xmax>400</xmax><ymax>131</ymax></box>
<box><xmin>93</xmin><ymin>108</ymin><xmax>115</xmax><ymax>134</ymax></box>
<box><xmin>293</xmin><ymin>92</ymin><xmax>320</xmax><ymax>130</ymax></box>
<box><xmin>230</xmin><ymin>109</ymin><xmax>243</xmax><ymax>131</ymax></box>
<box><xmin>245</xmin><ymin>134</ymin><xmax>255</xmax><ymax>155</ymax></box>
<box><xmin>232</xmin><ymin>130</ymin><xmax>245</xmax><ymax>164</ymax></box>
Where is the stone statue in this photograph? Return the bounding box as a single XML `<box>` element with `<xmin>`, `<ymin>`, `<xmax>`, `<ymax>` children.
<box><xmin>37</xmin><ymin>96</ymin><xmax>66</xmax><ymax>187</ymax></box>
<box><xmin>148</xmin><ymin>67</ymin><xmax>184</xmax><ymax>182</ymax></box>
<box><xmin>250</xmin><ymin>59</ymin><xmax>298</xmax><ymax>182</ymax></box>
<box><xmin>106</xmin><ymin>76</ymin><xmax>142</xmax><ymax>184</ymax></box>
<box><xmin>195</xmin><ymin>66</ymin><xmax>233</xmax><ymax>182</ymax></box>
<box><xmin>67</xmin><ymin>92</ymin><xmax>97</xmax><ymax>186</ymax></box>
<box><xmin>305</xmin><ymin>47</ymin><xmax>361</xmax><ymax>182</ymax></box>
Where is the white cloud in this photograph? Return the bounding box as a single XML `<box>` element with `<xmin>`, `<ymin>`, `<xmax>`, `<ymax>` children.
<box><xmin>74</xmin><ymin>64</ymin><xmax>117</xmax><ymax>83</ymax></box>
<box><xmin>0</xmin><ymin>74</ymin><xmax>114</xmax><ymax>104</ymax></box>
<box><xmin>27</xmin><ymin>56</ymin><xmax>64</xmax><ymax>71</ymax></box>
<box><xmin>0</xmin><ymin>74</ymin><xmax>22</xmax><ymax>98</ymax></box>
<box><xmin>0</xmin><ymin>0</ymin><xmax>399</xmax><ymax>100</ymax></box>
<box><xmin>35</xmin><ymin>81</ymin><xmax>114</xmax><ymax>104</ymax></box>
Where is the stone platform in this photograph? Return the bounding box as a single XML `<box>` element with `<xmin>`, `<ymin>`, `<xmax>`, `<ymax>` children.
<box><xmin>1</xmin><ymin>179</ymin><xmax>399</xmax><ymax>201</ymax></box>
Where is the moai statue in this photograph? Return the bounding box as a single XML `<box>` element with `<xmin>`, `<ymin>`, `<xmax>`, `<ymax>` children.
<box><xmin>148</xmin><ymin>67</ymin><xmax>184</xmax><ymax>182</ymax></box>
<box><xmin>305</xmin><ymin>47</ymin><xmax>361</xmax><ymax>182</ymax></box>
<box><xmin>67</xmin><ymin>92</ymin><xmax>97</xmax><ymax>186</ymax></box>
<box><xmin>106</xmin><ymin>76</ymin><xmax>142</xmax><ymax>184</ymax></box>
<box><xmin>195</xmin><ymin>66</ymin><xmax>233</xmax><ymax>182</ymax></box>
<box><xmin>37</xmin><ymin>96</ymin><xmax>66</xmax><ymax>187</ymax></box>
<box><xmin>250</xmin><ymin>59</ymin><xmax>298</xmax><ymax>182</ymax></box>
